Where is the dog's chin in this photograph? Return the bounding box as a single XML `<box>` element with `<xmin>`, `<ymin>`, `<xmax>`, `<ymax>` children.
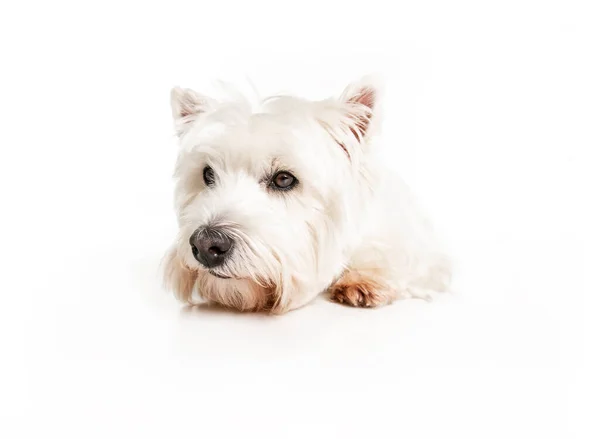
<box><xmin>197</xmin><ymin>270</ymin><xmax>278</xmax><ymax>312</ymax></box>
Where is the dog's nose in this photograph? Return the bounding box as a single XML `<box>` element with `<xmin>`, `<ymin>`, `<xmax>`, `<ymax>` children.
<box><xmin>189</xmin><ymin>228</ymin><xmax>233</xmax><ymax>268</ymax></box>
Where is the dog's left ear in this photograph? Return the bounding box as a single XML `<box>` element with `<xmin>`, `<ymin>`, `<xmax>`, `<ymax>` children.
<box><xmin>339</xmin><ymin>75</ymin><xmax>382</xmax><ymax>143</ymax></box>
<box><xmin>170</xmin><ymin>87</ymin><xmax>215</xmax><ymax>136</ymax></box>
<box><xmin>318</xmin><ymin>76</ymin><xmax>383</xmax><ymax>159</ymax></box>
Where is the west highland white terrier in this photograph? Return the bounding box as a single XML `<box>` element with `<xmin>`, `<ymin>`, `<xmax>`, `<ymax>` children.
<box><xmin>163</xmin><ymin>76</ymin><xmax>451</xmax><ymax>313</ymax></box>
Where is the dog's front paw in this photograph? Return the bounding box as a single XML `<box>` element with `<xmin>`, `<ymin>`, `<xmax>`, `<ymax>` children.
<box><xmin>329</xmin><ymin>271</ymin><xmax>395</xmax><ymax>308</ymax></box>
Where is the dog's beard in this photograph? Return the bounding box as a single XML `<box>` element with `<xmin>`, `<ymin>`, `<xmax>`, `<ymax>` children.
<box><xmin>181</xmin><ymin>228</ymin><xmax>289</xmax><ymax>312</ymax></box>
<box><xmin>195</xmin><ymin>272</ymin><xmax>277</xmax><ymax>311</ymax></box>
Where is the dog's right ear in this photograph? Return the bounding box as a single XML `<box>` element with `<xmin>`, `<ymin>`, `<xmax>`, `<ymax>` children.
<box><xmin>170</xmin><ymin>87</ymin><xmax>215</xmax><ymax>136</ymax></box>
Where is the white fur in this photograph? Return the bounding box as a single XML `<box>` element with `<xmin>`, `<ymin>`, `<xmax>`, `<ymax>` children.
<box><xmin>163</xmin><ymin>76</ymin><xmax>451</xmax><ymax>313</ymax></box>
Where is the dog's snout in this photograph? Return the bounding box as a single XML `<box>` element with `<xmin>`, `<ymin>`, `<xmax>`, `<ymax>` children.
<box><xmin>189</xmin><ymin>228</ymin><xmax>233</xmax><ymax>268</ymax></box>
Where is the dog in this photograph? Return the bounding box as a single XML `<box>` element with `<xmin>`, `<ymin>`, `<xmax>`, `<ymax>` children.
<box><xmin>163</xmin><ymin>76</ymin><xmax>451</xmax><ymax>313</ymax></box>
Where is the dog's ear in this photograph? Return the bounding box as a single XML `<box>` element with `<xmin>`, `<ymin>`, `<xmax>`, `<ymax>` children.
<box><xmin>339</xmin><ymin>75</ymin><xmax>382</xmax><ymax>143</ymax></box>
<box><xmin>317</xmin><ymin>76</ymin><xmax>382</xmax><ymax>160</ymax></box>
<box><xmin>170</xmin><ymin>87</ymin><xmax>215</xmax><ymax>136</ymax></box>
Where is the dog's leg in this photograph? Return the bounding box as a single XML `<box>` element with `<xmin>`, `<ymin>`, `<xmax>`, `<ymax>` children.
<box><xmin>329</xmin><ymin>269</ymin><xmax>396</xmax><ymax>308</ymax></box>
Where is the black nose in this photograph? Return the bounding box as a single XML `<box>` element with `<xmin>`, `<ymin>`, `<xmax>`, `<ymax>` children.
<box><xmin>189</xmin><ymin>228</ymin><xmax>233</xmax><ymax>268</ymax></box>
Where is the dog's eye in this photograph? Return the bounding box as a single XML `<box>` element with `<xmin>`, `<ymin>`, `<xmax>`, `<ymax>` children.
<box><xmin>271</xmin><ymin>171</ymin><xmax>297</xmax><ymax>190</ymax></box>
<box><xmin>203</xmin><ymin>166</ymin><xmax>215</xmax><ymax>186</ymax></box>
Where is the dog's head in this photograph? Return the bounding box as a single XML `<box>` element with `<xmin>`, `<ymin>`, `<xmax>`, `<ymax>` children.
<box><xmin>163</xmin><ymin>77</ymin><xmax>382</xmax><ymax>312</ymax></box>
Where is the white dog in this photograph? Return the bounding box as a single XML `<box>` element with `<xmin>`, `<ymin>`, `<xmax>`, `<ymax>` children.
<box><xmin>163</xmin><ymin>76</ymin><xmax>451</xmax><ymax>313</ymax></box>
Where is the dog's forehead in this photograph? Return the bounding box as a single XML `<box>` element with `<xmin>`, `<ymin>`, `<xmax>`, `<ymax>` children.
<box><xmin>186</xmin><ymin>111</ymin><xmax>329</xmax><ymax>172</ymax></box>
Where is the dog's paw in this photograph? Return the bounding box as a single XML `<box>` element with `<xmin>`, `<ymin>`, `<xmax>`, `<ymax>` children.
<box><xmin>329</xmin><ymin>271</ymin><xmax>395</xmax><ymax>308</ymax></box>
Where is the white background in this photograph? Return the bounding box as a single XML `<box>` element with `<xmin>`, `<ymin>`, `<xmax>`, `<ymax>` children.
<box><xmin>1</xmin><ymin>1</ymin><xmax>599</xmax><ymax>438</ymax></box>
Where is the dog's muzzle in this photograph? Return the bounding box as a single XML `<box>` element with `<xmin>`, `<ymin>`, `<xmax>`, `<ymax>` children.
<box><xmin>189</xmin><ymin>227</ymin><xmax>233</xmax><ymax>269</ymax></box>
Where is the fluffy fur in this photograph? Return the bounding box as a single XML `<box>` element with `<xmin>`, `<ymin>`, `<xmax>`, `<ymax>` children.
<box><xmin>163</xmin><ymin>76</ymin><xmax>451</xmax><ymax>313</ymax></box>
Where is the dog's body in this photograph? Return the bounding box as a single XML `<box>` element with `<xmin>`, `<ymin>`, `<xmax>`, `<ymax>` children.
<box><xmin>163</xmin><ymin>77</ymin><xmax>451</xmax><ymax>313</ymax></box>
